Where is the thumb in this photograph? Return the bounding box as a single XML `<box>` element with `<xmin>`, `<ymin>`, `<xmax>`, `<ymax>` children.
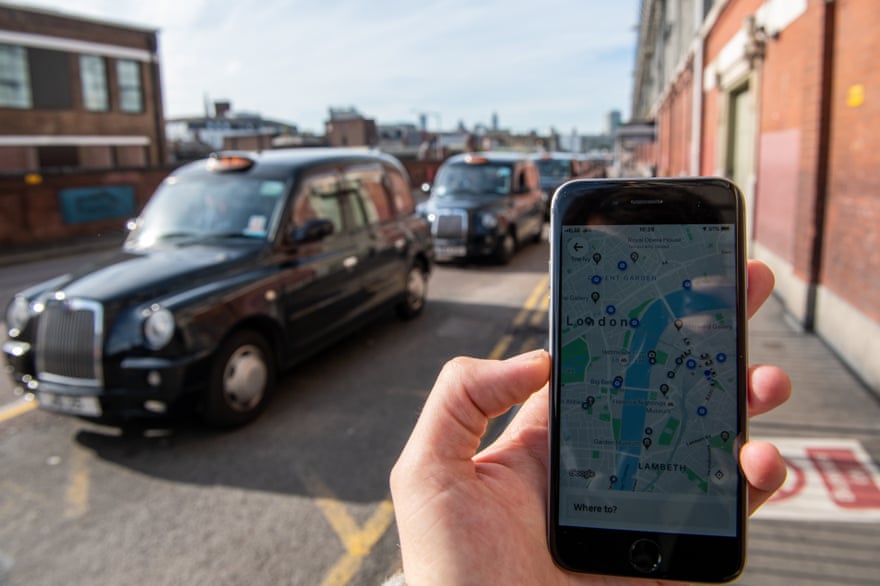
<box><xmin>401</xmin><ymin>351</ymin><xmax>550</xmax><ymax>467</ymax></box>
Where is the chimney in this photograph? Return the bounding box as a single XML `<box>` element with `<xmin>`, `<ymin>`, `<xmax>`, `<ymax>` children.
<box><xmin>214</xmin><ymin>100</ymin><xmax>231</xmax><ymax>118</ymax></box>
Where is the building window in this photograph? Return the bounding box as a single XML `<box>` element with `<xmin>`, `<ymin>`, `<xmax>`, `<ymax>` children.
<box><xmin>117</xmin><ymin>59</ymin><xmax>143</xmax><ymax>113</ymax></box>
<box><xmin>0</xmin><ymin>44</ymin><xmax>32</xmax><ymax>108</ymax></box>
<box><xmin>38</xmin><ymin>146</ymin><xmax>79</xmax><ymax>169</ymax></box>
<box><xmin>30</xmin><ymin>48</ymin><xmax>72</xmax><ymax>110</ymax></box>
<box><xmin>80</xmin><ymin>55</ymin><xmax>109</xmax><ymax>111</ymax></box>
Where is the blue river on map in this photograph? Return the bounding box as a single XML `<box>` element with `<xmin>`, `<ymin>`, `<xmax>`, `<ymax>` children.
<box><xmin>613</xmin><ymin>285</ymin><xmax>735</xmax><ymax>490</ymax></box>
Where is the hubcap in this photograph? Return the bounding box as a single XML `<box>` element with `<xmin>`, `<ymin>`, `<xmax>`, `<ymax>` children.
<box><xmin>222</xmin><ymin>344</ymin><xmax>267</xmax><ymax>412</ymax></box>
<box><xmin>503</xmin><ymin>234</ymin><xmax>515</xmax><ymax>257</ymax></box>
<box><xmin>407</xmin><ymin>268</ymin><xmax>426</xmax><ymax>311</ymax></box>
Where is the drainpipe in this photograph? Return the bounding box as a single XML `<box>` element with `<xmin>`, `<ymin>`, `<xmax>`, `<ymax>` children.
<box><xmin>804</xmin><ymin>0</ymin><xmax>836</xmax><ymax>332</ymax></box>
<box><xmin>147</xmin><ymin>33</ymin><xmax>167</xmax><ymax>167</ymax></box>
<box><xmin>690</xmin><ymin>0</ymin><xmax>705</xmax><ymax>176</ymax></box>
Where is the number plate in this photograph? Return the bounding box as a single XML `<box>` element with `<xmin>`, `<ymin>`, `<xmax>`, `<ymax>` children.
<box><xmin>435</xmin><ymin>245</ymin><xmax>467</xmax><ymax>258</ymax></box>
<box><xmin>37</xmin><ymin>392</ymin><xmax>102</xmax><ymax>417</ymax></box>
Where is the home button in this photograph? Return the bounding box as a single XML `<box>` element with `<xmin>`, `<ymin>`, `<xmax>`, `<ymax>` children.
<box><xmin>629</xmin><ymin>539</ymin><xmax>662</xmax><ymax>574</ymax></box>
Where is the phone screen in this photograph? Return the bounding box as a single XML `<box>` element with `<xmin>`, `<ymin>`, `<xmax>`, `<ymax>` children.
<box><xmin>548</xmin><ymin>179</ymin><xmax>748</xmax><ymax>580</ymax></box>
<box><xmin>556</xmin><ymin>221</ymin><xmax>740</xmax><ymax>536</ymax></box>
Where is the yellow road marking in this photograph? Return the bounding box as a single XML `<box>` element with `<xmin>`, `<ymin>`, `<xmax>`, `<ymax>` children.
<box><xmin>530</xmin><ymin>290</ymin><xmax>550</xmax><ymax>328</ymax></box>
<box><xmin>312</xmin><ymin>272</ymin><xmax>552</xmax><ymax>585</ymax></box>
<box><xmin>487</xmin><ymin>334</ymin><xmax>513</xmax><ymax>360</ymax></box>
<box><xmin>64</xmin><ymin>447</ymin><xmax>90</xmax><ymax>519</ymax></box>
<box><xmin>0</xmin><ymin>272</ymin><xmax>552</xmax><ymax>585</ymax></box>
<box><xmin>513</xmin><ymin>274</ymin><xmax>549</xmax><ymax>327</ymax></box>
<box><xmin>299</xmin><ymin>467</ymin><xmax>396</xmax><ymax>586</ymax></box>
<box><xmin>320</xmin><ymin>501</ymin><xmax>396</xmax><ymax>586</ymax></box>
<box><xmin>0</xmin><ymin>397</ymin><xmax>92</xmax><ymax>517</ymax></box>
<box><xmin>0</xmin><ymin>397</ymin><xmax>37</xmax><ymax>423</ymax></box>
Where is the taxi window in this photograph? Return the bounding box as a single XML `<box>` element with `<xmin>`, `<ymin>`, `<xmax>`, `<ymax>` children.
<box><xmin>127</xmin><ymin>174</ymin><xmax>285</xmax><ymax>247</ymax></box>
<box><xmin>343</xmin><ymin>163</ymin><xmax>393</xmax><ymax>223</ymax></box>
<box><xmin>524</xmin><ymin>164</ymin><xmax>540</xmax><ymax>189</ymax></box>
<box><xmin>293</xmin><ymin>171</ymin><xmax>343</xmax><ymax>234</ymax></box>
<box><xmin>386</xmin><ymin>168</ymin><xmax>414</xmax><ymax>214</ymax></box>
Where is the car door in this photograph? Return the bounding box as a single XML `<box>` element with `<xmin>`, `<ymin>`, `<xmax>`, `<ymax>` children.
<box><xmin>339</xmin><ymin>162</ymin><xmax>406</xmax><ymax>312</ymax></box>
<box><xmin>510</xmin><ymin>161</ymin><xmax>545</xmax><ymax>238</ymax></box>
<box><xmin>279</xmin><ymin>167</ymin><xmax>364</xmax><ymax>352</ymax></box>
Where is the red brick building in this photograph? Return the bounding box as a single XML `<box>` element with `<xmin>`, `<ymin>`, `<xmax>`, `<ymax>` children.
<box><xmin>325</xmin><ymin>107</ymin><xmax>378</xmax><ymax>148</ymax></box>
<box><xmin>632</xmin><ymin>0</ymin><xmax>880</xmax><ymax>391</ymax></box>
<box><xmin>0</xmin><ymin>3</ymin><xmax>166</xmax><ymax>172</ymax></box>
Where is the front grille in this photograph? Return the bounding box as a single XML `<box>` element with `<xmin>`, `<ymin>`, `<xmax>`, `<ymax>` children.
<box><xmin>36</xmin><ymin>298</ymin><xmax>103</xmax><ymax>388</ymax></box>
<box><xmin>434</xmin><ymin>211</ymin><xmax>468</xmax><ymax>239</ymax></box>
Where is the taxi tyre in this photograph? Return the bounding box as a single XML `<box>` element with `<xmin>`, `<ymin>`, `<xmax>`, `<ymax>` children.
<box><xmin>396</xmin><ymin>261</ymin><xmax>428</xmax><ymax>320</ymax></box>
<box><xmin>495</xmin><ymin>230</ymin><xmax>517</xmax><ymax>265</ymax></box>
<box><xmin>203</xmin><ymin>329</ymin><xmax>275</xmax><ymax>428</ymax></box>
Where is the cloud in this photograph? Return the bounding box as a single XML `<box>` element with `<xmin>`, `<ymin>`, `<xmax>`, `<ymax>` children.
<box><xmin>13</xmin><ymin>0</ymin><xmax>639</xmax><ymax>134</ymax></box>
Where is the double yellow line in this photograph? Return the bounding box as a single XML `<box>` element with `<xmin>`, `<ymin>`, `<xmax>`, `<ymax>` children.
<box><xmin>487</xmin><ymin>274</ymin><xmax>550</xmax><ymax>360</ymax></box>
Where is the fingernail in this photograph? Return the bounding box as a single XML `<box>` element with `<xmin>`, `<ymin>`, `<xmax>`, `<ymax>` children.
<box><xmin>505</xmin><ymin>349</ymin><xmax>546</xmax><ymax>363</ymax></box>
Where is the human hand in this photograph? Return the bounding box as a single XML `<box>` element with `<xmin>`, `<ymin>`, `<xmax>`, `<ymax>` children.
<box><xmin>390</xmin><ymin>260</ymin><xmax>791</xmax><ymax>585</ymax></box>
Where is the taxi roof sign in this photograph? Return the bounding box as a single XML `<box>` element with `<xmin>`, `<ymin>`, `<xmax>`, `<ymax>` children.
<box><xmin>206</xmin><ymin>153</ymin><xmax>255</xmax><ymax>172</ymax></box>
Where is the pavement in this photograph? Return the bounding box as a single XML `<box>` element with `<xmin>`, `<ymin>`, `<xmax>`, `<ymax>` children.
<box><xmin>738</xmin><ymin>288</ymin><xmax>880</xmax><ymax>585</ymax></box>
<box><xmin>1</xmin><ymin>239</ymin><xmax>878</xmax><ymax>585</ymax></box>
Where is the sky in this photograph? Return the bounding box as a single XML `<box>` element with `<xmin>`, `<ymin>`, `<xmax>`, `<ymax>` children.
<box><xmin>12</xmin><ymin>0</ymin><xmax>641</xmax><ymax>136</ymax></box>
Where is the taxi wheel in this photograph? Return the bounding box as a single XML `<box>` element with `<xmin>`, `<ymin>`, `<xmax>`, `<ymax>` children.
<box><xmin>532</xmin><ymin>222</ymin><xmax>544</xmax><ymax>244</ymax></box>
<box><xmin>203</xmin><ymin>330</ymin><xmax>275</xmax><ymax>427</ymax></box>
<box><xmin>396</xmin><ymin>262</ymin><xmax>428</xmax><ymax>319</ymax></box>
<box><xmin>495</xmin><ymin>231</ymin><xmax>516</xmax><ymax>264</ymax></box>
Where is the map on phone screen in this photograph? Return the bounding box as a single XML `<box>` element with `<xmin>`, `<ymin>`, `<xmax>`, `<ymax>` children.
<box><xmin>557</xmin><ymin>223</ymin><xmax>740</xmax><ymax>536</ymax></box>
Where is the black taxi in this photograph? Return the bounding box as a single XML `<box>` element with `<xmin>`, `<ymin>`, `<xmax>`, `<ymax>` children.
<box><xmin>418</xmin><ymin>152</ymin><xmax>546</xmax><ymax>264</ymax></box>
<box><xmin>531</xmin><ymin>151</ymin><xmax>581</xmax><ymax>219</ymax></box>
<box><xmin>2</xmin><ymin>149</ymin><xmax>433</xmax><ymax>427</ymax></box>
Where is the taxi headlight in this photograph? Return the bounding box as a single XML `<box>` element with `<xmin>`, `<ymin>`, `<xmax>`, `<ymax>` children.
<box><xmin>144</xmin><ymin>308</ymin><xmax>175</xmax><ymax>349</ymax></box>
<box><xmin>480</xmin><ymin>213</ymin><xmax>498</xmax><ymax>229</ymax></box>
<box><xmin>6</xmin><ymin>297</ymin><xmax>31</xmax><ymax>332</ymax></box>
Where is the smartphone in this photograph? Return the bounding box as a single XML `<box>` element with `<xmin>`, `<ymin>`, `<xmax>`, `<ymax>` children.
<box><xmin>547</xmin><ymin>177</ymin><xmax>748</xmax><ymax>582</ymax></box>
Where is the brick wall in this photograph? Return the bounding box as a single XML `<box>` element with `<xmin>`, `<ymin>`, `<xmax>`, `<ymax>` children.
<box><xmin>657</xmin><ymin>64</ymin><xmax>694</xmax><ymax>177</ymax></box>
<box><xmin>754</xmin><ymin>1</ymin><xmax>824</xmax><ymax>270</ymax></box>
<box><xmin>0</xmin><ymin>6</ymin><xmax>166</xmax><ymax>167</ymax></box>
<box><xmin>822</xmin><ymin>0</ymin><xmax>880</xmax><ymax>322</ymax></box>
<box><xmin>0</xmin><ymin>168</ymin><xmax>171</xmax><ymax>248</ymax></box>
<box><xmin>642</xmin><ymin>0</ymin><xmax>880</xmax><ymax>389</ymax></box>
<box><xmin>701</xmin><ymin>0</ymin><xmax>765</xmax><ymax>179</ymax></box>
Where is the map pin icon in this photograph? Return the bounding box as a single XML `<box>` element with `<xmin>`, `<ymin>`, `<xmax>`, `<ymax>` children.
<box><xmin>593</xmin><ymin>252</ymin><xmax>602</xmax><ymax>264</ymax></box>
<box><xmin>591</xmin><ymin>291</ymin><xmax>600</xmax><ymax>303</ymax></box>
<box><xmin>585</xmin><ymin>396</ymin><xmax>595</xmax><ymax>409</ymax></box>
<box><xmin>643</xmin><ymin>437</ymin><xmax>652</xmax><ymax>449</ymax></box>
<box><xmin>674</xmin><ymin>319</ymin><xmax>683</xmax><ymax>330</ymax></box>
<box><xmin>630</xmin><ymin>252</ymin><xmax>639</xmax><ymax>262</ymax></box>
<box><xmin>720</xmin><ymin>431</ymin><xmax>730</xmax><ymax>443</ymax></box>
